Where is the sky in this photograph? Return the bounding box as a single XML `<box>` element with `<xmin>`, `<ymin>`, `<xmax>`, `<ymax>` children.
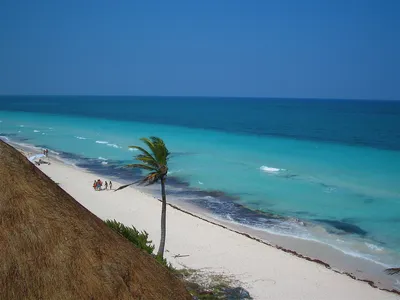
<box><xmin>0</xmin><ymin>0</ymin><xmax>399</xmax><ymax>100</ymax></box>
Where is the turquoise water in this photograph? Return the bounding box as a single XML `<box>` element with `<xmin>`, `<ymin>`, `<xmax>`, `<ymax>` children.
<box><xmin>1</xmin><ymin>96</ymin><xmax>400</xmax><ymax>272</ymax></box>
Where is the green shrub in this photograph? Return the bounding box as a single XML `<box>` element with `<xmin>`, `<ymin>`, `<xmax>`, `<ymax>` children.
<box><xmin>155</xmin><ymin>254</ymin><xmax>172</xmax><ymax>269</ymax></box>
<box><xmin>105</xmin><ymin>219</ymin><xmax>155</xmax><ymax>254</ymax></box>
<box><xmin>105</xmin><ymin>219</ymin><xmax>173</xmax><ymax>270</ymax></box>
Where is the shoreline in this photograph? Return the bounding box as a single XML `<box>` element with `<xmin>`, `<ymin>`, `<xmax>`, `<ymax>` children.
<box><xmin>7</xmin><ymin>141</ymin><xmax>400</xmax><ymax>299</ymax></box>
<box><xmin>1</xmin><ymin>114</ymin><xmax>399</xmax><ymax>274</ymax></box>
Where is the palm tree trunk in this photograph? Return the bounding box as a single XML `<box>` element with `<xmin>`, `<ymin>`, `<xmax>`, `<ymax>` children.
<box><xmin>157</xmin><ymin>177</ymin><xmax>167</xmax><ymax>258</ymax></box>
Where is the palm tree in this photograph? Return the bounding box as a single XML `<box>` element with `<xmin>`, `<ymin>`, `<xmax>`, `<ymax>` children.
<box><xmin>115</xmin><ymin>137</ymin><xmax>170</xmax><ymax>259</ymax></box>
<box><xmin>385</xmin><ymin>268</ymin><xmax>400</xmax><ymax>275</ymax></box>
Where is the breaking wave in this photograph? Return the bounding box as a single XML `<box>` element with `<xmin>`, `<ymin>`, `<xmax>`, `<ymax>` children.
<box><xmin>260</xmin><ymin>165</ymin><xmax>283</xmax><ymax>173</ymax></box>
<box><xmin>107</xmin><ymin>143</ymin><xmax>121</xmax><ymax>149</ymax></box>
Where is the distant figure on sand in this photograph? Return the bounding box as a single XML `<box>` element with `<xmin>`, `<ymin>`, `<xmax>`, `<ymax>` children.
<box><xmin>109</xmin><ymin>181</ymin><xmax>112</xmax><ymax>190</ymax></box>
<box><xmin>104</xmin><ymin>181</ymin><xmax>108</xmax><ymax>190</ymax></box>
<box><xmin>93</xmin><ymin>180</ymin><xmax>97</xmax><ymax>190</ymax></box>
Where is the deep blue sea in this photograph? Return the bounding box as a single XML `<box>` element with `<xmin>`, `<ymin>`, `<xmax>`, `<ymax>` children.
<box><xmin>1</xmin><ymin>96</ymin><xmax>400</xmax><ymax>274</ymax></box>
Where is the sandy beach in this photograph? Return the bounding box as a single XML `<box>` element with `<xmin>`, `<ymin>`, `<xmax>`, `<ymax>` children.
<box><xmin>13</xmin><ymin>147</ymin><xmax>395</xmax><ymax>300</ymax></box>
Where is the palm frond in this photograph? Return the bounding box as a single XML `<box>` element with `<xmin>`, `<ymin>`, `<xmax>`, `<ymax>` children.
<box><xmin>135</xmin><ymin>154</ymin><xmax>159</xmax><ymax>168</ymax></box>
<box><xmin>114</xmin><ymin>180</ymin><xmax>141</xmax><ymax>192</ymax></box>
<box><xmin>129</xmin><ymin>145</ymin><xmax>158</xmax><ymax>164</ymax></box>
<box><xmin>124</xmin><ymin>137</ymin><xmax>169</xmax><ymax>187</ymax></box>
<box><xmin>143</xmin><ymin>136</ymin><xmax>170</xmax><ymax>166</ymax></box>
<box><xmin>140</xmin><ymin>137</ymin><xmax>158</xmax><ymax>158</ymax></box>
<box><xmin>140</xmin><ymin>171</ymin><xmax>161</xmax><ymax>186</ymax></box>
<box><xmin>152</xmin><ymin>136</ymin><xmax>170</xmax><ymax>164</ymax></box>
<box><xmin>125</xmin><ymin>164</ymin><xmax>157</xmax><ymax>171</ymax></box>
<box><xmin>385</xmin><ymin>268</ymin><xmax>400</xmax><ymax>275</ymax></box>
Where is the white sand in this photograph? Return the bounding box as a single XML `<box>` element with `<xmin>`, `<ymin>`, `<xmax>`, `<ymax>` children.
<box><xmin>36</xmin><ymin>159</ymin><xmax>399</xmax><ymax>300</ymax></box>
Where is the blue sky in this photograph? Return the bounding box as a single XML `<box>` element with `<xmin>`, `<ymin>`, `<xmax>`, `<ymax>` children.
<box><xmin>0</xmin><ymin>0</ymin><xmax>399</xmax><ymax>100</ymax></box>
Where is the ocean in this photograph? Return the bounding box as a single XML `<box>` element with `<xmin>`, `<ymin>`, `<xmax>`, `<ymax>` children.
<box><xmin>1</xmin><ymin>96</ymin><xmax>400</xmax><ymax>286</ymax></box>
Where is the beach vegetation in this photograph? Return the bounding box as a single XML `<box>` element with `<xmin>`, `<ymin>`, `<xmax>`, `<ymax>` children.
<box><xmin>173</xmin><ymin>269</ymin><xmax>253</xmax><ymax>299</ymax></box>
<box><xmin>115</xmin><ymin>136</ymin><xmax>170</xmax><ymax>259</ymax></box>
<box><xmin>105</xmin><ymin>219</ymin><xmax>173</xmax><ymax>269</ymax></box>
<box><xmin>105</xmin><ymin>219</ymin><xmax>154</xmax><ymax>254</ymax></box>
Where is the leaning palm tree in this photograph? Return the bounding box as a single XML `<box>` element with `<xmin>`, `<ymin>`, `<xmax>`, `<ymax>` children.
<box><xmin>385</xmin><ymin>268</ymin><xmax>400</xmax><ymax>275</ymax></box>
<box><xmin>115</xmin><ymin>137</ymin><xmax>170</xmax><ymax>259</ymax></box>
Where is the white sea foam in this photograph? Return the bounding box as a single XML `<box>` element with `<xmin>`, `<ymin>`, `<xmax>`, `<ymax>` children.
<box><xmin>0</xmin><ymin>136</ymin><xmax>9</xmax><ymax>141</ymax></box>
<box><xmin>101</xmin><ymin>161</ymin><xmax>108</xmax><ymax>165</ymax></box>
<box><xmin>324</xmin><ymin>244</ymin><xmax>390</xmax><ymax>268</ymax></box>
<box><xmin>49</xmin><ymin>149</ymin><xmax>60</xmax><ymax>155</ymax></box>
<box><xmin>198</xmin><ymin>181</ymin><xmax>204</xmax><ymax>185</ymax></box>
<box><xmin>129</xmin><ymin>148</ymin><xmax>139</xmax><ymax>151</ymax></box>
<box><xmin>211</xmin><ymin>213</ymin><xmax>391</xmax><ymax>268</ymax></box>
<box><xmin>324</xmin><ymin>187</ymin><xmax>337</xmax><ymax>193</ymax></box>
<box><xmin>95</xmin><ymin>140</ymin><xmax>108</xmax><ymax>144</ymax></box>
<box><xmin>365</xmin><ymin>243</ymin><xmax>384</xmax><ymax>252</ymax></box>
<box><xmin>18</xmin><ymin>130</ymin><xmax>21</xmax><ymax>133</ymax></box>
<box><xmin>75</xmin><ymin>136</ymin><xmax>87</xmax><ymax>140</ymax></box>
<box><xmin>260</xmin><ymin>165</ymin><xmax>282</xmax><ymax>173</ymax></box>
<box><xmin>42</xmin><ymin>133</ymin><xmax>46</xmax><ymax>135</ymax></box>
<box><xmin>98</xmin><ymin>156</ymin><xmax>107</xmax><ymax>161</ymax></box>
<box><xmin>33</xmin><ymin>130</ymin><xmax>40</xmax><ymax>133</ymax></box>
<box><xmin>395</xmin><ymin>280</ymin><xmax>400</xmax><ymax>288</ymax></box>
<box><xmin>19</xmin><ymin>125</ymin><xmax>24</xmax><ymax>127</ymax></box>
<box><xmin>107</xmin><ymin>143</ymin><xmax>121</xmax><ymax>149</ymax></box>
<box><xmin>168</xmin><ymin>169</ymin><xmax>181</xmax><ymax>175</ymax></box>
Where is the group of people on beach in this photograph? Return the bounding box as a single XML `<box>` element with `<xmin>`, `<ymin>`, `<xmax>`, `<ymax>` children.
<box><xmin>93</xmin><ymin>179</ymin><xmax>112</xmax><ymax>191</ymax></box>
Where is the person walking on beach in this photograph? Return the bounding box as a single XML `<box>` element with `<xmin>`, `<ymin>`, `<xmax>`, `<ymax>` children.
<box><xmin>104</xmin><ymin>181</ymin><xmax>108</xmax><ymax>190</ymax></box>
<box><xmin>97</xmin><ymin>179</ymin><xmax>102</xmax><ymax>190</ymax></box>
<box><xmin>109</xmin><ymin>181</ymin><xmax>112</xmax><ymax>190</ymax></box>
<box><xmin>93</xmin><ymin>180</ymin><xmax>97</xmax><ymax>190</ymax></box>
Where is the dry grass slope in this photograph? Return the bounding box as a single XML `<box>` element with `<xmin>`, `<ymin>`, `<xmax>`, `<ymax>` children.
<box><xmin>0</xmin><ymin>141</ymin><xmax>191</xmax><ymax>300</ymax></box>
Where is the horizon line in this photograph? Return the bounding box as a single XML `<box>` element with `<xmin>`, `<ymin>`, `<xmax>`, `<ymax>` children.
<box><xmin>0</xmin><ymin>94</ymin><xmax>398</xmax><ymax>102</ymax></box>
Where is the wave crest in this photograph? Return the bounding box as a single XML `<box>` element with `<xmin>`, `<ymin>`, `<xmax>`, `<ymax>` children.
<box><xmin>260</xmin><ymin>165</ymin><xmax>282</xmax><ymax>173</ymax></box>
<box><xmin>107</xmin><ymin>143</ymin><xmax>121</xmax><ymax>149</ymax></box>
